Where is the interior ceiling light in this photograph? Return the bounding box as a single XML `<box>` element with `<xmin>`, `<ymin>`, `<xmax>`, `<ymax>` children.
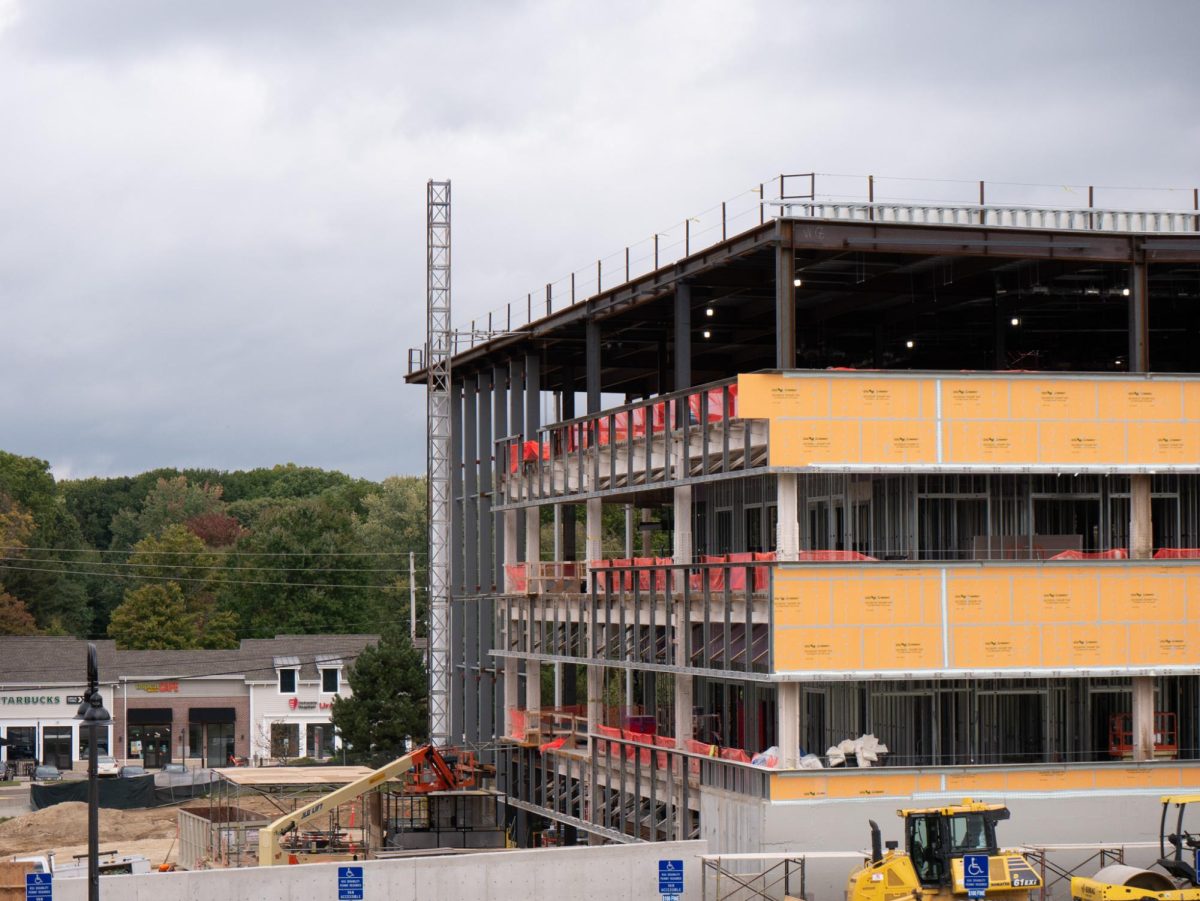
<box><xmin>1084</xmin><ymin>287</ymin><xmax>1100</xmax><ymax>296</ymax></box>
<box><xmin>793</xmin><ymin>277</ymin><xmax>803</xmax><ymax>287</ymax></box>
<box><xmin>1122</xmin><ymin>287</ymin><xmax>1132</xmax><ymax>296</ymax></box>
<box><xmin>905</xmin><ymin>340</ymin><xmax>915</xmax><ymax>349</ymax></box>
<box><xmin>1010</xmin><ymin>317</ymin><xmax>1021</xmax><ymax>327</ymax></box>
<box><xmin>705</xmin><ymin>307</ymin><xmax>714</xmax><ymax>317</ymax></box>
<box><xmin>703</xmin><ymin>330</ymin><xmax>711</xmax><ymax>339</ymax></box>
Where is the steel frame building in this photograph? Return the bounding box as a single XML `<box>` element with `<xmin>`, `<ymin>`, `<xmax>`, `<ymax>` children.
<box><xmin>407</xmin><ymin>178</ymin><xmax>1200</xmax><ymax>852</ymax></box>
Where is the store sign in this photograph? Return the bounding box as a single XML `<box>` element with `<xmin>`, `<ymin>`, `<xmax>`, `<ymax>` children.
<box><xmin>289</xmin><ymin>698</ymin><xmax>318</xmax><ymax>710</ymax></box>
<box><xmin>135</xmin><ymin>682</ymin><xmax>179</xmax><ymax>693</ymax></box>
<box><xmin>1</xmin><ymin>695</ymin><xmax>62</xmax><ymax>706</ymax></box>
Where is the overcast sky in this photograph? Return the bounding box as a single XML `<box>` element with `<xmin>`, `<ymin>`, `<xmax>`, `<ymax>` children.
<box><xmin>2</xmin><ymin>0</ymin><xmax>1197</xmax><ymax>482</ymax></box>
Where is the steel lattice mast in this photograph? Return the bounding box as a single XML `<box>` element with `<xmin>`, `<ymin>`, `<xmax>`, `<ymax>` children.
<box><xmin>425</xmin><ymin>180</ymin><xmax>452</xmax><ymax>746</ymax></box>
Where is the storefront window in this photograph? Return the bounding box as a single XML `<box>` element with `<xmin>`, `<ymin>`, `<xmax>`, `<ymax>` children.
<box><xmin>206</xmin><ymin>723</ymin><xmax>236</xmax><ymax>767</ymax></box>
<box><xmin>5</xmin><ymin>726</ymin><xmax>36</xmax><ymax>760</ymax></box>
<box><xmin>270</xmin><ymin>723</ymin><xmax>299</xmax><ymax>759</ymax></box>
<box><xmin>128</xmin><ymin>724</ymin><xmax>172</xmax><ymax>768</ymax></box>
<box><xmin>42</xmin><ymin>727</ymin><xmax>73</xmax><ymax>769</ymax></box>
<box><xmin>306</xmin><ymin>723</ymin><xmax>336</xmax><ymax>759</ymax></box>
<box><xmin>78</xmin><ymin>730</ymin><xmax>109</xmax><ymax>759</ymax></box>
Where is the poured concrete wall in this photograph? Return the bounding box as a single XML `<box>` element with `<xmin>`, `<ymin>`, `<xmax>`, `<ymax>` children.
<box><xmin>750</xmin><ymin>792</ymin><xmax>1169</xmax><ymax>901</ymax></box>
<box><xmin>52</xmin><ymin>839</ymin><xmax>707</xmax><ymax>901</ymax></box>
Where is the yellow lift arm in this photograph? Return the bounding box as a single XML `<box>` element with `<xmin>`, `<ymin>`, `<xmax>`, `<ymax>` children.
<box><xmin>257</xmin><ymin>745</ymin><xmax>434</xmax><ymax>866</ymax></box>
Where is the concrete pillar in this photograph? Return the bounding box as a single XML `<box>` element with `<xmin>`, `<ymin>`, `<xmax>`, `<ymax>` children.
<box><xmin>526</xmin><ymin>661</ymin><xmax>541</xmax><ymax>715</ymax></box>
<box><xmin>554</xmin><ymin>663</ymin><xmax>563</xmax><ymax>708</ymax></box>
<box><xmin>673</xmin><ymin>486</ymin><xmax>692</xmax><ymax>589</ymax></box>
<box><xmin>526</xmin><ymin>507</ymin><xmax>541</xmax><ymax>568</ymax></box>
<box><xmin>1129</xmin><ymin>261</ymin><xmax>1149</xmax><ymax>372</ymax></box>
<box><xmin>586</xmin><ymin>498</ymin><xmax>603</xmax><ymax>563</ymax></box>
<box><xmin>777</xmin><ymin>683</ymin><xmax>800</xmax><ymax>768</ymax></box>
<box><xmin>1131</xmin><ymin>476</ymin><xmax>1153</xmax><ymax>558</ymax></box>
<box><xmin>674</xmin><ymin>675</ymin><xmax>693</xmax><ymax>748</ymax></box>
<box><xmin>641</xmin><ymin>508</ymin><xmax>652</xmax><ymax>556</ymax></box>
<box><xmin>624</xmin><ymin>505</ymin><xmax>635</xmax><ymax>558</ymax></box>
<box><xmin>776</xmin><ymin>241</ymin><xmax>796</xmax><ymax>369</ymax></box>
<box><xmin>1133</xmin><ymin>675</ymin><xmax>1155</xmax><ymax>762</ymax></box>
<box><xmin>503</xmin><ymin>511</ymin><xmax>518</xmax><ymax>591</ymax></box>
<box><xmin>776</xmin><ymin>474</ymin><xmax>800</xmax><ymax>561</ymax></box>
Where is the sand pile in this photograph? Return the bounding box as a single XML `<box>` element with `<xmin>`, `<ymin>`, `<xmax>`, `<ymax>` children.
<box><xmin>0</xmin><ymin>802</ymin><xmax>179</xmax><ymax>857</ymax></box>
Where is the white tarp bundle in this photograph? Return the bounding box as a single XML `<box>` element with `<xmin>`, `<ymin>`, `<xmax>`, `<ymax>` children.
<box><xmin>825</xmin><ymin>733</ymin><xmax>889</xmax><ymax>767</ymax></box>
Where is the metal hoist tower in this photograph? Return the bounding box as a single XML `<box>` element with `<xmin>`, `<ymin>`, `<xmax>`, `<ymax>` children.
<box><xmin>425</xmin><ymin>179</ymin><xmax>452</xmax><ymax>745</ymax></box>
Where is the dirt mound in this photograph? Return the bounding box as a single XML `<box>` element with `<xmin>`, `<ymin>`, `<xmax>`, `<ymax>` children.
<box><xmin>0</xmin><ymin>801</ymin><xmax>180</xmax><ymax>857</ymax></box>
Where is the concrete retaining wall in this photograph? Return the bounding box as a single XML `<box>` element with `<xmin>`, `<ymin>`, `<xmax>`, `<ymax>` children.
<box><xmin>52</xmin><ymin>839</ymin><xmax>708</xmax><ymax>901</ymax></box>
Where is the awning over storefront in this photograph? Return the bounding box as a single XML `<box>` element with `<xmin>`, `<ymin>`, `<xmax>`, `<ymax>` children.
<box><xmin>127</xmin><ymin>708</ymin><xmax>172</xmax><ymax>724</ymax></box>
<box><xmin>188</xmin><ymin>707</ymin><xmax>235</xmax><ymax>723</ymax></box>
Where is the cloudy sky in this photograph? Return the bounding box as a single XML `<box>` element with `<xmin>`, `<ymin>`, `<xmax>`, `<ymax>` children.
<box><xmin>2</xmin><ymin>0</ymin><xmax>1197</xmax><ymax>482</ymax></box>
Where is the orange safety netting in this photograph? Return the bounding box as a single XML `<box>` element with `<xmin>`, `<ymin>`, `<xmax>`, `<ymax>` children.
<box><xmin>795</xmin><ymin>550</ymin><xmax>878</xmax><ymax>562</ymax></box>
<box><xmin>1153</xmin><ymin>548</ymin><xmax>1200</xmax><ymax>559</ymax></box>
<box><xmin>1048</xmin><ymin>549</ymin><xmax>1129</xmax><ymax>560</ymax></box>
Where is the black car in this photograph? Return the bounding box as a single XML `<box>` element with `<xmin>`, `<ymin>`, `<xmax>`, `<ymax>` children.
<box><xmin>33</xmin><ymin>765</ymin><xmax>63</xmax><ymax>782</ymax></box>
<box><xmin>117</xmin><ymin>765</ymin><xmax>147</xmax><ymax>778</ymax></box>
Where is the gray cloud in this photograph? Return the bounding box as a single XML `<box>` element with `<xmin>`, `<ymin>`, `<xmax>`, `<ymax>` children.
<box><xmin>1</xmin><ymin>0</ymin><xmax>1197</xmax><ymax>481</ymax></box>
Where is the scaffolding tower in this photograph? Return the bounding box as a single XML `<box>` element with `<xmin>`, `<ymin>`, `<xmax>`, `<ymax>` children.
<box><xmin>426</xmin><ymin>179</ymin><xmax>452</xmax><ymax>745</ymax></box>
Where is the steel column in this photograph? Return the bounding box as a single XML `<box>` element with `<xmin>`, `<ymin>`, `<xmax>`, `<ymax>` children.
<box><xmin>776</xmin><ymin>241</ymin><xmax>796</xmax><ymax>368</ymax></box>
<box><xmin>586</xmin><ymin>319</ymin><xmax>602</xmax><ymax>413</ymax></box>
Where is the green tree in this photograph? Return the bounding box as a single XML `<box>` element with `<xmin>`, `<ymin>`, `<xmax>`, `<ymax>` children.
<box><xmin>354</xmin><ymin>476</ymin><xmax>427</xmax><ymax>632</ymax></box>
<box><xmin>220</xmin><ymin>494</ymin><xmax>379</xmax><ymax>637</ymax></box>
<box><xmin>0</xmin><ymin>453</ymin><xmax>92</xmax><ymax>634</ymax></box>
<box><xmin>330</xmin><ymin>629</ymin><xmax>427</xmax><ymax>759</ymax></box>
<box><xmin>107</xmin><ymin>582</ymin><xmax>237</xmax><ymax>650</ymax></box>
<box><xmin>110</xmin><ymin>476</ymin><xmax>226</xmax><ymax>549</ymax></box>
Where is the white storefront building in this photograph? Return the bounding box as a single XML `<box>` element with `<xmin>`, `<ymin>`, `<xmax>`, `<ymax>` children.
<box><xmin>0</xmin><ymin>686</ymin><xmax>117</xmax><ymax>771</ymax></box>
<box><xmin>247</xmin><ymin>652</ymin><xmax>348</xmax><ymax>763</ymax></box>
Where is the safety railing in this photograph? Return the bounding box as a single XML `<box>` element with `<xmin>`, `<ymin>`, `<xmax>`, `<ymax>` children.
<box><xmin>496</xmin><ymin>377</ymin><xmax>766</xmax><ymax>506</ymax></box>
<box><xmin>498</xmin><ymin>560</ymin><xmax>776</xmax><ymax>675</ymax></box>
<box><xmin>776</xmin><ymin>199</ymin><xmax>1200</xmax><ymax>233</ymax></box>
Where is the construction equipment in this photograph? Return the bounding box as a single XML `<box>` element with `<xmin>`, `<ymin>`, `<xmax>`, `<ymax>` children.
<box><xmin>257</xmin><ymin>745</ymin><xmax>466</xmax><ymax>866</ymax></box>
<box><xmin>1070</xmin><ymin>795</ymin><xmax>1200</xmax><ymax>901</ymax></box>
<box><xmin>847</xmin><ymin>799</ymin><xmax>1043</xmax><ymax>901</ymax></box>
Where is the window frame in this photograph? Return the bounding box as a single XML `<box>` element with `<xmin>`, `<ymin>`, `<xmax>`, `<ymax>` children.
<box><xmin>320</xmin><ymin>667</ymin><xmax>340</xmax><ymax>694</ymax></box>
<box><xmin>278</xmin><ymin>668</ymin><xmax>298</xmax><ymax>695</ymax></box>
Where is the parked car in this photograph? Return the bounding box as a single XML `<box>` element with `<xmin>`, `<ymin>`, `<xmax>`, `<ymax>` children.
<box><xmin>162</xmin><ymin>763</ymin><xmax>187</xmax><ymax>774</ymax></box>
<box><xmin>95</xmin><ymin>755</ymin><xmax>119</xmax><ymax>777</ymax></box>
<box><xmin>33</xmin><ymin>765</ymin><xmax>62</xmax><ymax>782</ymax></box>
<box><xmin>117</xmin><ymin>765</ymin><xmax>147</xmax><ymax>778</ymax></box>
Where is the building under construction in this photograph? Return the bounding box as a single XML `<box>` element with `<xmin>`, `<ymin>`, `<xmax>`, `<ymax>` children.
<box><xmin>407</xmin><ymin>174</ymin><xmax>1200</xmax><ymax>852</ymax></box>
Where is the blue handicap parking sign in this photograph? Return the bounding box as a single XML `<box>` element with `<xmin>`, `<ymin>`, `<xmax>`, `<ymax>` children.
<box><xmin>659</xmin><ymin>859</ymin><xmax>684</xmax><ymax>895</ymax></box>
<box><xmin>26</xmin><ymin>873</ymin><xmax>53</xmax><ymax>901</ymax></box>
<box><xmin>338</xmin><ymin>865</ymin><xmax>364</xmax><ymax>901</ymax></box>
<box><xmin>963</xmin><ymin>854</ymin><xmax>990</xmax><ymax>898</ymax></box>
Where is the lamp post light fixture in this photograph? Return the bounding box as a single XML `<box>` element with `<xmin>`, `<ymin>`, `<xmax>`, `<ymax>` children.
<box><xmin>75</xmin><ymin>643</ymin><xmax>111</xmax><ymax>901</ymax></box>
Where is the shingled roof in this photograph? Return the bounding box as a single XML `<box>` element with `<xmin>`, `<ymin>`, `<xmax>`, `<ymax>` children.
<box><xmin>0</xmin><ymin>635</ymin><xmax>379</xmax><ymax>685</ymax></box>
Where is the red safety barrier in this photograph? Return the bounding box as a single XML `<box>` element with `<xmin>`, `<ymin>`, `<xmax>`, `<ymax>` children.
<box><xmin>505</xmin><ymin>563</ymin><xmax>528</xmax><ymax>593</ymax></box>
<box><xmin>1153</xmin><ymin>548</ymin><xmax>1200</xmax><ymax>559</ymax></box>
<box><xmin>718</xmin><ymin>747</ymin><xmax>752</xmax><ymax>764</ymax></box>
<box><xmin>596</xmin><ymin>724</ymin><xmax>622</xmax><ymax>757</ymax></box>
<box><xmin>725</xmin><ymin>552</ymin><xmax>754</xmax><ymax>591</ymax></box>
<box><xmin>510</xmin><ymin>709</ymin><xmax>527</xmax><ymax>741</ymax></box>
<box><xmin>653</xmin><ymin>734</ymin><xmax>675</xmax><ymax>769</ymax></box>
<box><xmin>795</xmin><ymin>550</ymin><xmax>878</xmax><ymax>562</ymax></box>
<box><xmin>509</xmin><ymin>440</ymin><xmax>550</xmax><ymax>473</ymax></box>
<box><xmin>589</xmin><ymin>559</ymin><xmax>611</xmax><ymax>591</ymax></box>
<box><xmin>685</xmin><ymin>739</ymin><xmax>716</xmax><ymax>775</ymax></box>
<box><xmin>753</xmin><ymin>551</ymin><xmax>776</xmax><ymax>591</ymax></box>
<box><xmin>623</xmin><ymin>730</ymin><xmax>653</xmax><ymax>764</ymax></box>
<box><xmin>1049</xmin><ymin>549</ymin><xmax>1129</xmax><ymax>560</ymax></box>
<box><xmin>612</xmin><ymin>558</ymin><xmax>634</xmax><ymax>591</ymax></box>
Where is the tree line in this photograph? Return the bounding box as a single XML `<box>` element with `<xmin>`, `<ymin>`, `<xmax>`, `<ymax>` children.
<box><xmin>0</xmin><ymin>451</ymin><xmax>428</xmax><ymax>647</ymax></box>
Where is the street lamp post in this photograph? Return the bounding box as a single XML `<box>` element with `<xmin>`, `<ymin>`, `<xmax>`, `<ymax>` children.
<box><xmin>75</xmin><ymin>643</ymin><xmax>111</xmax><ymax>901</ymax></box>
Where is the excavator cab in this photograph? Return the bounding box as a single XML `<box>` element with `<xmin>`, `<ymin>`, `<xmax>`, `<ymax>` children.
<box><xmin>1158</xmin><ymin>794</ymin><xmax>1200</xmax><ymax>887</ymax></box>
<box><xmin>905</xmin><ymin>803</ymin><xmax>1005</xmax><ymax>887</ymax></box>
<box><xmin>848</xmin><ymin>800</ymin><xmax>1040</xmax><ymax>901</ymax></box>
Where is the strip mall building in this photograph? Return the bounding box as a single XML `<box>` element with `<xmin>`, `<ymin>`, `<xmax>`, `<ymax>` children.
<box><xmin>0</xmin><ymin>635</ymin><xmax>375</xmax><ymax>771</ymax></box>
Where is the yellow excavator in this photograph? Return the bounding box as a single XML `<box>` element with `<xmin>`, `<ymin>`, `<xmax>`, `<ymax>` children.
<box><xmin>847</xmin><ymin>799</ymin><xmax>1042</xmax><ymax>901</ymax></box>
<box><xmin>848</xmin><ymin>797</ymin><xmax>1200</xmax><ymax>901</ymax></box>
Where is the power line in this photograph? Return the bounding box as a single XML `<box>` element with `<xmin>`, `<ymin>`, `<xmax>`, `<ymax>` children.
<box><xmin>0</xmin><ymin>545</ymin><xmax>429</xmax><ymax>559</ymax></box>
<box><xmin>0</xmin><ymin>561</ymin><xmax>418</xmax><ymax>591</ymax></box>
<box><xmin>0</xmin><ymin>555</ymin><xmax>411</xmax><ymax>575</ymax></box>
